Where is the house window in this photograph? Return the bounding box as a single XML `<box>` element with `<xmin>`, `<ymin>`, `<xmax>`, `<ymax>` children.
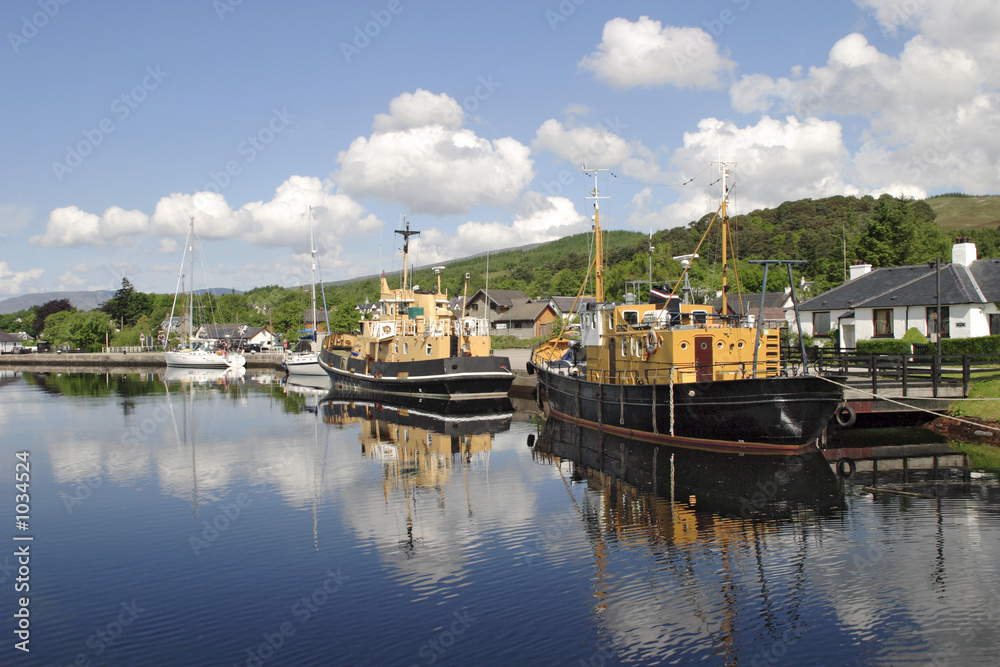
<box><xmin>990</xmin><ymin>314</ymin><xmax>1000</xmax><ymax>336</ymax></box>
<box><xmin>813</xmin><ymin>312</ymin><xmax>831</xmax><ymax>335</ymax></box>
<box><xmin>926</xmin><ymin>306</ymin><xmax>951</xmax><ymax>339</ymax></box>
<box><xmin>873</xmin><ymin>309</ymin><xmax>893</xmax><ymax>337</ymax></box>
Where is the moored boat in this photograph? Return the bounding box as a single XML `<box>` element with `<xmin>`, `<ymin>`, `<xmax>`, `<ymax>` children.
<box><xmin>529</xmin><ymin>165</ymin><xmax>845</xmax><ymax>456</ymax></box>
<box><xmin>317</xmin><ymin>219</ymin><xmax>514</xmax><ymax>400</ymax></box>
<box><xmin>164</xmin><ymin>217</ymin><xmax>245</xmax><ymax>369</ymax></box>
<box><xmin>284</xmin><ymin>207</ymin><xmax>330</xmax><ymax>377</ymax></box>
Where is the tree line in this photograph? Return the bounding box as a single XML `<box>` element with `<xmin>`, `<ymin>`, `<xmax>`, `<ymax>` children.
<box><xmin>1</xmin><ymin>193</ymin><xmax>990</xmax><ymax>351</ymax></box>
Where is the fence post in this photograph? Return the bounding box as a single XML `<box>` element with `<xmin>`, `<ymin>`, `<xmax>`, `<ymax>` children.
<box><xmin>962</xmin><ymin>354</ymin><xmax>970</xmax><ymax>397</ymax></box>
<box><xmin>932</xmin><ymin>354</ymin><xmax>938</xmax><ymax>398</ymax></box>
<box><xmin>901</xmin><ymin>355</ymin><xmax>908</xmax><ymax>396</ymax></box>
<box><xmin>869</xmin><ymin>354</ymin><xmax>877</xmax><ymax>396</ymax></box>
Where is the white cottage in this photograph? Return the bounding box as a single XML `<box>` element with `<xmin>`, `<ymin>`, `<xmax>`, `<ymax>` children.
<box><xmin>797</xmin><ymin>238</ymin><xmax>1000</xmax><ymax>349</ymax></box>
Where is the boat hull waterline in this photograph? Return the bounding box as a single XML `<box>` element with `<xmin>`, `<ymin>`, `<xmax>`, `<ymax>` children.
<box><xmin>532</xmin><ymin>364</ymin><xmax>845</xmax><ymax>456</ymax></box>
<box><xmin>319</xmin><ymin>349</ymin><xmax>513</xmax><ymax>401</ymax></box>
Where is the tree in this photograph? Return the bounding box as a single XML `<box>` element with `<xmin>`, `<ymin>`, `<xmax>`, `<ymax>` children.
<box><xmin>101</xmin><ymin>278</ymin><xmax>153</xmax><ymax>328</ymax></box>
<box><xmin>856</xmin><ymin>196</ymin><xmax>948</xmax><ymax>267</ymax></box>
<box><xmin>33</xmin><ymin>299</ymin><xmax>74</xmax><ymax>337</ymax></box>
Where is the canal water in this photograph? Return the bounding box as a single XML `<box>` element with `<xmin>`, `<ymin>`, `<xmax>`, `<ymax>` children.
<box><xmin>2</xmin><ymin>369</ymin><xmax>999</xmax><ymax>666</ymax></box>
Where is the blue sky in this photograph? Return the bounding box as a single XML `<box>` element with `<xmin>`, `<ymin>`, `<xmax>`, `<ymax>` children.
<box><xmin>2</xmin><ymin>0</ymin><xmax>998</xmax><ymax>297</ymax></box>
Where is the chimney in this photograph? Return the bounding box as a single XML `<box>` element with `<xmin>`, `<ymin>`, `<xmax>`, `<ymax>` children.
<box><xmin>952</xmin><ymin>236</ymin><xmax>977</xmax><ymax>267</ymax></box>
<box><xmin>849</xmin><ymin>260</ymin><xmax>872</xmax><ymax>280</ymax></box>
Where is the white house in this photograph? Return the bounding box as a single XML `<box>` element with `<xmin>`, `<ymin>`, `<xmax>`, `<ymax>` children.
<box><xmin>0</xmin><ymin>332</ymin><xmax>23</xmax><ymax>354</ymax></box>
<box><xmin>797</xmin><ymin>238</ymin><xmax>1000</xmax><ymax>349</ymax></box>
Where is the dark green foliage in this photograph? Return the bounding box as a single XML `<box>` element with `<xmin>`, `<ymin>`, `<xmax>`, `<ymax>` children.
<box><xmin>101</xmin><ymin>278</ymin><xmax>154</xmax><ymax>328</ymax></box>
<box><xmin>856</xmin><ymin>196</ymin><xmax>948</xmax><ymax>267</ymax></box>
<box><xmin>941</xmin><ymin>335</ymin><xmax>1000</xmax><ymax>355</ymax></box>
<box><xmin>856</xmin><ymin>339</ymin><xmax>913</xmax><ymax>354</ymax></box>
<box><xmin>33</xmin><ymin>299</ymin><xmax>74</xmax><ymax>337</ymax></box>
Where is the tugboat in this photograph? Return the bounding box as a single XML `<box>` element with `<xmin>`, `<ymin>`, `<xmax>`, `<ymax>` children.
<box><xmin>317</xmin><ymin>219</ymin><xmax>514</xmax><ymax>401</ymax></box>
<box><xmin>528</xmin><ymin>165</ymin><xmax>845</xmax><ymax>455</ymax></box>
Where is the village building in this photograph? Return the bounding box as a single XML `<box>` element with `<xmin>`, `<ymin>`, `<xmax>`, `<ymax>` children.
<box><xmin>796</xmin><ymin>238</ymin><xmax>1000</xmax><ymax>349</ymax></box>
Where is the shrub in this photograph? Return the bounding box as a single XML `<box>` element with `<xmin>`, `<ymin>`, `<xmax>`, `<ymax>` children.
<box><xmin>941</xmin><ymin>335</ymin><xmax>1000</xmax><ymax>355</ymax></box>
<box><xmin>856</xmin><ymin>339</ymin><xmax>912</xmax><ymax>354</ymax></box>
<box><xmin>901</xmin><ymin>327</ymin><xmax>928</xmax><ymax>345</ymax></box>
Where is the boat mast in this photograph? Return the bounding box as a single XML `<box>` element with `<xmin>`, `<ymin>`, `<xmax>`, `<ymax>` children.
<box><xmin>395</xmin><ymin>217</ymin><xmax>419</xmax><ymax>291</ymax></box>
<box><xmin>583</xmin><ymin>167</ymin><xmax>611</xmax><ymax>302</ymax></box>
<box><xmin>715</xmin><ymin>162</ymin><xmax>734</xmax><ymax>318</ymax></box>
<box><xmin>309</xmin><ymin>206</ymin><xmax>317</xmax><ymax>339</ymax></box>
<box><xmin>188</xmin><ymin>216</ymin><xmax>195</xmax><ymax>343</ymax></box>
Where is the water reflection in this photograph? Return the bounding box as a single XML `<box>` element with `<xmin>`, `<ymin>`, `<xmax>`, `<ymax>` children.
<box><xmin>532</xmin><ymin>415</ymin><xmax>844</xmax><ymax>519</ymax></box>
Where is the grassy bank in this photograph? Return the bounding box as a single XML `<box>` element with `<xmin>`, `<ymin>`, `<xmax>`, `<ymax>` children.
<box><xmin>945</xmin><ymin>379</ymin><xmax>1000</xmax><ymax>468</ymax></box>
<box><xmin>949</xmin><ymin>442</ymin><xmax>1000</xmax><ymax>469</ymax></box>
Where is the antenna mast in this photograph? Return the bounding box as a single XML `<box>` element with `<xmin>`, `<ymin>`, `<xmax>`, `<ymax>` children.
<box><xmin>395</xmin><ymin>217</ymin><xmax>420</xmax><ymax>290</ymax></box>
<box><xmin>583</xmin><ymin>167</ymin><xmax>611</xmax><ymax>302</ymax></box>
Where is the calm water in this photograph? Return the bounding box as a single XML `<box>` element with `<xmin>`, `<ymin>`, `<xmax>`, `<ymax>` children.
<box><xmin>2</xmin><ymin>368</ymin><xmax>1000</xmax><ymax>666</ymax></box>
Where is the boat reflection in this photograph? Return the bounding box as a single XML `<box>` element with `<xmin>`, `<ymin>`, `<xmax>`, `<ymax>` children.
<box><xmin>161</xmin><ymin>365</ymin><xmax>245</xmax><ymax>385</ymax></box>
<box><xmin>320</xmin><ymin>393</ymin><xmax>512</xmax><ymax>489</ymax></box>
<box><xmin>532</xmin><ymin>414</ymin><xmax>843</xmax><ymax>519</ymax></box>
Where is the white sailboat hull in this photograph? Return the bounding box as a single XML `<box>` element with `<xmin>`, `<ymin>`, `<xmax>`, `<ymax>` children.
<box><xmin>165</xmin><ymin>349</ymin><xmax>246</xmax><ymax>368</ymax></box>
<box><xmin>283</xmin><ymin>352</ymin><xmax>327</xmax><ymax>376</ymax></box>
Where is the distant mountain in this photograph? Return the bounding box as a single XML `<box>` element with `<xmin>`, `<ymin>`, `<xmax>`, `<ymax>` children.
<box><xmin>0</xmin><ymin>288</ymin><xmax>240</xmax><ymax>314</ymax></box>
<box><xmin>0</xmin><ymin>290</ymin><xmax>115</xmax><ymax>314</ymax></box>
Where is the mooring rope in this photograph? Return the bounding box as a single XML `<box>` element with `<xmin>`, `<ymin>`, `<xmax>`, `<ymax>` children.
<box><xmin>815</xmin><ymin>374</ymin><xmax>1000</xmax><ymax>434</ymax></box>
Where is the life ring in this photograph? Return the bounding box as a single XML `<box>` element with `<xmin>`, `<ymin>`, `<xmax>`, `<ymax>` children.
<box><xmin>382</xmin><ymin>325</ymin><xmax>391</xmax><ymax>334</ymax></box>
<box><xmin>835</xmin><ymin>405</ymin><xmax>856</xmax><ymax>428</ymax></box>
<box><xmin>836</xmin><ymin>458</ymin><xmax>856</xmax><ymax>477</ymax></box>
<box><xmin>645</xmin><ymin>330</ymin><xmax>660</xmax><ymax>358</ymax></box>
<box><xmin>374</xmin><ymin>372</ymin><xmax>383</xmax><ymax>379</ymax></box>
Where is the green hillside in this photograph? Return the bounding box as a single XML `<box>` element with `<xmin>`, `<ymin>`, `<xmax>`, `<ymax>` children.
<box><xmin>925</xmin><ymin>194</ymin><xmax>1000</xmax><ymax>232</ymax></box>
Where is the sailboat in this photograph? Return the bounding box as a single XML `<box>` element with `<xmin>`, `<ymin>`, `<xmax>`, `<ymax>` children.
<box><xmin>164</xmin><ymin>217</ymin><xmax>246</xmax><ymax>369</ymax></box>
<box><xmin>528</xmin><ymin>165</ymin><xmax>845</xmax><ymax>455</ymax></box>
<box><xmin>284</xmin><ymin>208</ymin><xmax>330</xmax><ymax>377</ymax></box>
<box><xmin>317</xmin><ymin>218</ymin><xmax>514</xmax><ymax>401</ymax></box>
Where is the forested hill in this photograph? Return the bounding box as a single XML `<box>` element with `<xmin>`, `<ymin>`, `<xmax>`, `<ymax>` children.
<box><xmin>438</xmin><ymin>192</ymin><xmax>1000</xmax><ymax>301</ymax></box>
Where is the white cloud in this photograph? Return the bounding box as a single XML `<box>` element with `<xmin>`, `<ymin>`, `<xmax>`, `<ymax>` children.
<box><xmin>579</xmin><ymin>16</ymin><xmax>735</xmax><ymax>90</ymax></box>
<box><xmin>336</xmin><ymin>90</ymin><xmax>534</xmax><ymax>215</ymax></box>
<box><xmin>372</xmin><ymin>89</ymin><xmax>464</xmax><ymax>131</ymax></box>
<box><xmin>729</xmin><ymin>3</ymin><xmax>1000</xmax><ymax>195</ymax></box>
<box><xmin>532</xmin><ymin>119</ymin><xmax>667</xmax><ymax>183</ymax></box>
<box><xmin>629</xmin><ymin>116</ymin><xmax>860</xmax><ymax>229</ymax></box>
<box><xmin>33</xmin><ymin>177</ymin><xmax>380</xmax><ymax>269</ymax></box>
<box><xmin>0</xmin><ymin>262</ymin><xmax>44</xmax><ymax>297</ymax></box>
<box><xmin>407</xmin><ymin>194</ymin><xmax>588</xmax><ymax>265</ymax></box>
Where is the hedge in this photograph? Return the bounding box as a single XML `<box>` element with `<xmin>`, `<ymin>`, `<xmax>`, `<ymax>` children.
<box><xmin>856</xmin><ymin>339</ymin><xmax>912</xmax><ymax>354</ymax></box>
<box><xmin>941</xmin><ymin>334</ymin><xmax>1000</xmax><ymax>355</ymax></box>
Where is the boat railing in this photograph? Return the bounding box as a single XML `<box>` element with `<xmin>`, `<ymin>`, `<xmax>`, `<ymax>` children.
<box><xmin>453</xmin><ymin>318</ymin><xmax>490</xmax><ymax>337</ymax></box>
<box><xmin>624</xmin><ymin>312</ymin><xmax>750</xmax><ymax>332</ymax></box>
<box><xmin>552</xmin><ymin>360</ymin><xmax>783</xmax><ymax>384</ymax></box>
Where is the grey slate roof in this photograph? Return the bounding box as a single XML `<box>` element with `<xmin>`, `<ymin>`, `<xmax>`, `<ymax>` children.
<box><xmin>498</xmin><ymin>301</ymin><xmax>553</xmax><ymax>323</ymax></box>
<box><xmin>550</xmin><ymin>296</ymin><xmax>597</xmax><ymax>314</ymax></box>
<box><xmin>798</xmin><ymin>258</ymin><xmax>1000</xmax><ymax>311</ymax></box>
<box><xmin>0</xmin><ymin>332</ymin><xmax>23</xmax><ymax>343</ymax></box>
<box><xmin>711</xmin><ymin>291</ymin><xmax>790</xmax><ymax>315</ymax></box>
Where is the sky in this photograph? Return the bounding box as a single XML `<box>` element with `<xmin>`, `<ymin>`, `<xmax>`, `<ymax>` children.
<box><xmin>2</xmin><ymin>0</ymin><xmax>999</xmax><ymax>298</ymax></box>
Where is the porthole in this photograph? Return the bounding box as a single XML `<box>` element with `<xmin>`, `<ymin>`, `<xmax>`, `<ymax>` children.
<box><xmin>737</xmin><ymin>341</ymin><xmax>745</xmax><ymax>349</ymax></box>
<box><xmin>700</xmin><ymin>342</ymin><xmax>708</xmax><ymax>350</ymax></box>
<box><xmin>716</xmin><ymin>341</ymin><xmax>724</xmax><ymax>349</ymax></box>
<box><xmin>680</xmin><ymin>342</ymin><xmax>688</xmax><ymax>350</ymax></box>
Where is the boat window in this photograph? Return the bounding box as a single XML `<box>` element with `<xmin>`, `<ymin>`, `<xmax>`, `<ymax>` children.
<box><xmin>403</xmin><ymin>342</ymin><xmax>409</xmax><ymax>354</ymax></box>
<box><xmin>680</xmin><ymin>342</ymin><xmax>688</xmax><ymax>350</ymax></box>
<box><xmin>692</xmin><ymin>310</ymin><xmax>707</xmax><ymax>324</ymax></box>
<box><xmin>622</xmin><ymin>310</ymin><xmax>639</xmax><ymax>326</ymax></box>
<box><xmin>425</xmin><ymin>343</ymin><xmax>432</xmax><ymax>355</ymax></box>
<box><xmin>737</xmin><ymin>341</ymin><xmax>745</xmax><ymax>349</ymax></box>
<box><xmin>717</xmin><ymin>341</ymin><xmax>724</xmax><ymax>349</ymax></box>
<box><xmin>621</xmin><ymin>338</ymin><xmax>627</xmax><ymax>357</ymax></box>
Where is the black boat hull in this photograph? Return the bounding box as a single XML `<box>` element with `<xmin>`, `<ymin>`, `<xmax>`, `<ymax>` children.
<box><xmin>532</xmin><ymin>363</ymin><xmax>845</xmax><ymax>455</ymax></box>
<box><xmin>319</xmin><ymin>348</ymin><xmax>514</xmax><ymax>401</ymax></box>
<box><xmin>533</xmin><ymin>415</ymin><xmax>843</xmax><ymax>518</ymax></box>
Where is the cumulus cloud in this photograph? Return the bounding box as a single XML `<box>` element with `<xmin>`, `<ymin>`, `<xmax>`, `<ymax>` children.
<box><xmin>532</xmin><ymin>119</ymin><xmax>667</xmax><ymax>183</ymax></box>
<box><xmin>730</xmin><ymin>0</ymin><xmax>1000</xmax><ymax>195</ymax></box>
<box><xmin>407</xmin><ymin>193</ymin><xmax>588</xmax><ymax>265</ymax></box>
<box><xmin>336</xmin><ymin>89</ymin><xmax>534</xmax><ymax>215</ymax></box>
<box><xmin>579</xmin><ymin>16</ymin><xmax>736</xmax><ymax>89</ymax></box>
<box><xmin>0</xmin><ymin>262</ymin><xmax>44</xmax><ymax>297</ymax></box>
<box><xmin>33</xmin><ymin>177</ymin><xmax>380</xmax><ymax>254</ymax></box>
<box><xmin>628</xmin><ymin>115</ymin><xmax>860</xmax><ymax>229</ymax></box>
